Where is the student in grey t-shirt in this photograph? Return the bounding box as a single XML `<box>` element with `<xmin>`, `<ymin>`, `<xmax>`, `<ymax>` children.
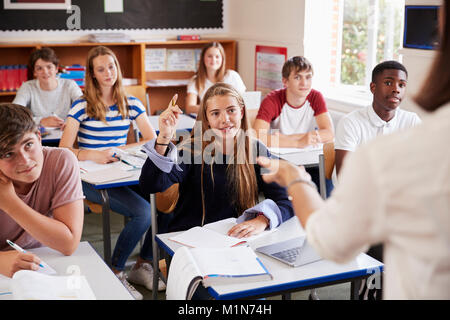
<box><xmin>13</xmin><ymin>47</ymin><xmax>82</xmax><ymax>128</ymax></box>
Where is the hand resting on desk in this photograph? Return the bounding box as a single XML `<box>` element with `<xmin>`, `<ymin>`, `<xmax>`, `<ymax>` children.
<box><xmin>227</xmin><ymin>215</ymin><xmax>270</xmax><ymax>239</ymax></box>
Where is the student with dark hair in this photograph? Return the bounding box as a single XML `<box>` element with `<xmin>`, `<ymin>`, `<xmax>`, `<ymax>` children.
<box><xmin>253</xmin><ymin>56</ymin><xmax>334</xmax><ymax>148</ymax></box>
<box><xmin>13</xmin><ymin>47</ymin><xmax>82</xmax><ymax>128</ymax></box>
<box><xmin>335</xmin><ymin>60</ymin><xmax>421</xmax><ymax>175</ymax></box>
<box><xmin>0</xmin><ymin>103</ymin><xmax>84</xmax><ymax>278</ymax></box>
<box><xmin>256</xmin><ymin>0</ymin><xmax>450</xmax><ymax>299</ymax></box>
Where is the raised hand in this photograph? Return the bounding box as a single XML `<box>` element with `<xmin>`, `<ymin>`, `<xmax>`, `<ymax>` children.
<box><xmin>158</xmin><ymin>94</ymin><xmax>183</xmax><ymax>143</ymax></box>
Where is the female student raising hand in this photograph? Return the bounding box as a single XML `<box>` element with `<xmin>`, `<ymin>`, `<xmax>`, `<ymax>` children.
<box><xmin>59</xmin><ymin>46</ymin><xmax>164</xmax><ymax>300</ymax></box>
<box><xmin>140</xmin><ymin>83</ymin><xmax>293</xmax><ymax>242</ymax></box>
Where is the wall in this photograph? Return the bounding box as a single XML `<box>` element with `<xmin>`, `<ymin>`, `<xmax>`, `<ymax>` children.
<box><xmin>227</xmin><ymin>0</ymin><xmax>306</xmax><ymax>91</ymax></box>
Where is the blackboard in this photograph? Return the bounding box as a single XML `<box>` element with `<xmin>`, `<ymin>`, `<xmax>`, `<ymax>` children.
<box><xmin>0</xmin><ymin>0</ymin><xmax>223</xmax><ymax>31</ymax></box>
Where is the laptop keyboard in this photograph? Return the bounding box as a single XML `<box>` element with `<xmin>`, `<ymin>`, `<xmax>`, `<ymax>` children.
<box><xmin>272</xmin><ymin>247</ymin><xmax>301</xmax><ymax>263</ymax></box>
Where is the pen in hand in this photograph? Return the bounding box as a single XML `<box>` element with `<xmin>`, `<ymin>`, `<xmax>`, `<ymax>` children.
<box><xmin>6</xmin><ymin>239</ymin><xmax>44</xmax><ymax>268</ymax></box>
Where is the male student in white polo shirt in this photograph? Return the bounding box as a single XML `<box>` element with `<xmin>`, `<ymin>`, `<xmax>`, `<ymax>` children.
<box><xmin>335</xmin><ymin>60</ymin><xmax>421</xmax><ymax>176</ymax></box>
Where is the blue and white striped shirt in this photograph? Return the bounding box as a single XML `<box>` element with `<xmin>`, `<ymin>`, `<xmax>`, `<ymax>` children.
<box><xmin>69</xmin><ymin>96</ymin><xmax>146</xmax><ymax>150</ymax></box>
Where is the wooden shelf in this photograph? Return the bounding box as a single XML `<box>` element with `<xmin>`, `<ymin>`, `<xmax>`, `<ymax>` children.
<box><xmin>0</xmin><ymin>39</ymin><xmax>237</xmax><ymax>114</ymax></box>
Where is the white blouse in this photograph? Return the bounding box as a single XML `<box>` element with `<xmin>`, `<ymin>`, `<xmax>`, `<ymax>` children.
<box><xmin>306</xmin><ymin>104</ymin><xmax>450</xmax><ymax>299</ymax></box>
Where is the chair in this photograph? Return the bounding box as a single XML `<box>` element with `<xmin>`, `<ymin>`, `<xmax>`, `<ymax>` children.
<box><xmin>124</xmin><ymin>85</ymin><xmax>150</xmax><ymax>115</ymax></box>
<box><xmin>150</xmin><ymin>184</ymin><xmax>180</xmax><ymax>299</ymax></box>
<box><xmin>242</xmin><ymin>91</ymin><xmax>262</xmax><ymax>128</ymax></box>
<box><xmin>323</xmin><ymin>142</ymin><xmax>335</xmax><ymax>180</ymax></box>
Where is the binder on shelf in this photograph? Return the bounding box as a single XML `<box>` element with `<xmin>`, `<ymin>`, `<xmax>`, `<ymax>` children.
<box><xmin>0</xmin><ymin>64</ymin><xmax>27</xmax><ymax>92</ymax></box>
<box><xmin>59</xmin><ymin>64</ymin><xmax>85</xmax><ymax>88</ymax></box>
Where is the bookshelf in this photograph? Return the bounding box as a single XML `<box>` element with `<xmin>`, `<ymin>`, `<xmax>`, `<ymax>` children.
<box><xmin>0</xmin><ymin>39</ymin><xmax>237</xmax><ymax>114</ymax></box>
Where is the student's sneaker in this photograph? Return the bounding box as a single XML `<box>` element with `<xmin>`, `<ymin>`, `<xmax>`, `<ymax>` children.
<box><xmin>128</xmin><ymin>262</ymin><xmax>166</xmax><ymax>292</ymax></box>
<box><xmin>116</xmin><ymin>271</ymin><xmax>143</xmax><ymax>300</ymax></box>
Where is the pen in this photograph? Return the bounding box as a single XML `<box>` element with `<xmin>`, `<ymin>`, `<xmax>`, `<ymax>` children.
<box><xmin>112</xmin><ymin>153</ymin><xmax>139</xmax><ymax>169</ymax></box>
<box><xmin>6</xmin><ymin>239</ymin><xmax>44</xmax><ymax>268</ymax></box>
<box><xmin>314</xmin><ymin>127</ymin><xmax>321</xmax><ymax>143</ymax></box>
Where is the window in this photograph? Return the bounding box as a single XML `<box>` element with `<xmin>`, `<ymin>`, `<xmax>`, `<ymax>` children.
<box><xmin>304</xmin><ymin>0</ymin><xmax>405</xmax><ymax>108</ymax></box>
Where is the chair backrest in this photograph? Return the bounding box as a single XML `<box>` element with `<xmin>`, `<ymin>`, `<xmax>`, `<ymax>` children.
<box><xmin>323</xmin><ymin>142</ymin><xmax>335</xmax><ymax>180</ymax></box>
<box><xmin>242</xmin><ymin>91</ymin><xmax>262</xmax><ymax>128</ymax></box>
<box><xmin>124</xmin><ymin>86</ymin><xmax>149</xmax><ymax>114</ymax></box>
<box><xmin>155</xmin><ymin>183</ymin><xmax>180</xmax><ymax>214</ymax></box>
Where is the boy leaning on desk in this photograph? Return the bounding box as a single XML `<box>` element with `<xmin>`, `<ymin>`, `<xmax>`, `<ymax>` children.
<box><xmin>0</xmin><ymin>103</ymin><xmax>84</xmax><ymax>278</ymax></box>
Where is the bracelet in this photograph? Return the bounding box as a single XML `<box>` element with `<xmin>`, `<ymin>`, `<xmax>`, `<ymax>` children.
<box><xmin>155</xmin><ymin>141</ymin><xmax>170</xmax><ymax>146</ymax></box>
<box><xmin>286</xmin><ymin>178</ymin><xmax>317</xmax><ymax>191</ymax></box>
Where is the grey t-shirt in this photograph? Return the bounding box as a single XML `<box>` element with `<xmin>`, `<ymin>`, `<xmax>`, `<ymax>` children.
<box><xmin>13</xmin><ymin>78</ymin><xmax>83</xmax><ymax>125</ymax></box>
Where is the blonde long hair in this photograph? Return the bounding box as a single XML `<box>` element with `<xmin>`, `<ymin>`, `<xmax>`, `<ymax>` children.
<box><xmin>182</xmin><ymin>83</ymin><xmax>258</xmax><ymax>225</ymax></box>
<box><xmin>84</xmin><ymin>46</ymin><xmax>128</xmax><ymax>122</ymax></box>
<box><xmin>195</xmin><ymin>42</ymin><xmax>226</xmax><ymax>99</ymax></box>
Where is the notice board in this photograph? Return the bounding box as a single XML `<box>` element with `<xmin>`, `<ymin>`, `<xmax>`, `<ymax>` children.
<box><xmin>254</xmin><ymin>45</ymin><xmax>287</xmax><ymax>97</ymax></box>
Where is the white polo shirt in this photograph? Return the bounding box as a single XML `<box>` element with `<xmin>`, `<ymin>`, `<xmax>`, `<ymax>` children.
<box><xmin>335</xmin><ymin>105</ymin><xmax>421</xmax><ymax>152</ymax></box>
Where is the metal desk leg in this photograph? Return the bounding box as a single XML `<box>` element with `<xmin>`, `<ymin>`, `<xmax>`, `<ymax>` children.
<box><xmin>318</xmin><ymin>154</ymin><xmax>326</xmax><ymax>199</ymax></box>
<box><xmin>100</xmin><ymin>189</ymin><xmax>112</xmax><ymax>267</ymax></box>
<box><xmin>351</xmin><ymin>279</ymin><xmax>361</xmax><ymax>300</ymax></box>
<box><xmin>150</xmin><ymin>194</ymin><xmax>159</xmax><ymax>300</ymax></box>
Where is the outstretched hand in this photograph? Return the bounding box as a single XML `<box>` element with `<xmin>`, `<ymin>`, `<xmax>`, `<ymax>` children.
<box><xmin>257</xmin><ymin>156</ymin><xmax>310</xmax><ymax>187</ymax></box>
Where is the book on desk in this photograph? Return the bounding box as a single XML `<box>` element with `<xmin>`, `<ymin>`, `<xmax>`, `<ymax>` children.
<box><xmin>166</xmin><ymin>246</ymin><xmax>272</xmax><ymax>300</ymax></box>
<box><xmin>78</xmin><ymin>146</ymin><xmax>147</xmax><ymax>184</ymax></box>
<box><xmin>168</xmin><ymin>217</ymin><xmax>277</xmax><ymax>248</ymax></box>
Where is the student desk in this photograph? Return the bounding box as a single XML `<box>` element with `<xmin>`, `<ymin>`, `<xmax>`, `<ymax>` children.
<box><xmin>155</xmin><ymin>216</ymin><xmax>384</xmax><ymax>300</ymax></box>
<box><xmin>0</xmin><ymin>241</ymin><xmax>133</xmax><ymax>300</ymax></box>
<box><xmin>81</xmin><ymin>114</ymin><xmax>195</xmax><ymax>266</ymax></box>
<box><xmin>271</xmin><ymin>147</ymin><xmax>327</xmax><ymax>199</ymax></box>
<box><xmin>81</xmin><ymin>171</ymin><xmax>142</xmax><ymax>266</ymax></box>
<box><xmin>41</xmin><ymin>128</ymin><xmax>63</xmax><ymax>145</ymax></box>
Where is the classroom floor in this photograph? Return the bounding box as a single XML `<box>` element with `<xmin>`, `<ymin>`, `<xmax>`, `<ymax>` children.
<box><xmin>81</xmin><ymin>210</ymin><xmax>351</xmax><ymax>300</ymax></box>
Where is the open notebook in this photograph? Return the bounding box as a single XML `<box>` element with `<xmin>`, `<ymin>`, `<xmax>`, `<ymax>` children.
<box><xmin>168</xmin><ymin>217</ymin><xmax>277</xmax><ymax>248</ymax></box>
<box><xmin>166</xmin><ymin>246</ymin><xmax>272</xmax><ymax>300</ymax></box>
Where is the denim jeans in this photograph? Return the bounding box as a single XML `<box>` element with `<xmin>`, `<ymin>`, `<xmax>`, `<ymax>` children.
<box><xmin>82</xmin><ymin>182</ymin><xmax>154</xmax><ymax>270</ymax></box>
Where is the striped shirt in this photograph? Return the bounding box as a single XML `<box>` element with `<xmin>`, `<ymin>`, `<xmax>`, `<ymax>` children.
<box><xmin>69</xmin><ymin>96</ymin><xmax>146</xmax><ymax>149</ymax></box>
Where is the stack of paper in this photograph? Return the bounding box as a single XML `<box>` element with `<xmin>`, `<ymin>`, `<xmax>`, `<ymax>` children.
<box><xmin>87</xmin><ymin>33</ymin><xmax>131</xmax><ymax>43</ymax></box>
<box><xmin>10</xmin><ymin>270</ymin><xmax>96</xmax><ymax>300</ymax></box>
<box><xmin>78</xmin><ymin>161</ymin><xmax>134</xmax><ymax>184</ymax></box>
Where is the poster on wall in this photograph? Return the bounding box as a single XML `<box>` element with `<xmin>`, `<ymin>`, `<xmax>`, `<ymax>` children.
<box><xmin>4</xmin><ymin>0</ymin><xmax>71</xmax><ymax>10</ymax></box>
<box><xmin>255</xmin><ymin>45</ymin><xmax>287</xmax><ymax>97</ymax></box>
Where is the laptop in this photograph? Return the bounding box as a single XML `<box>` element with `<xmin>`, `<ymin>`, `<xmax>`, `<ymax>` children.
<box><xmin>256</xmin><ymin>236</ymin><xmax>322</xmax><ymax>267</ymax></box>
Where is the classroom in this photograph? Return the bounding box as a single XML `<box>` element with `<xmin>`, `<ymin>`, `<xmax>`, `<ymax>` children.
<box><xmin>0</xmin><ymin>0</ymin><xmax>448</xmax><ymax>304</ymax></box>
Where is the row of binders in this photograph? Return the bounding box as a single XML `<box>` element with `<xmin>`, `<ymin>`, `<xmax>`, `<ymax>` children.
<box><xmin>0</xmin><ymin>65</ymin><xmax>27</xmax><ymax>92</ymax></box>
